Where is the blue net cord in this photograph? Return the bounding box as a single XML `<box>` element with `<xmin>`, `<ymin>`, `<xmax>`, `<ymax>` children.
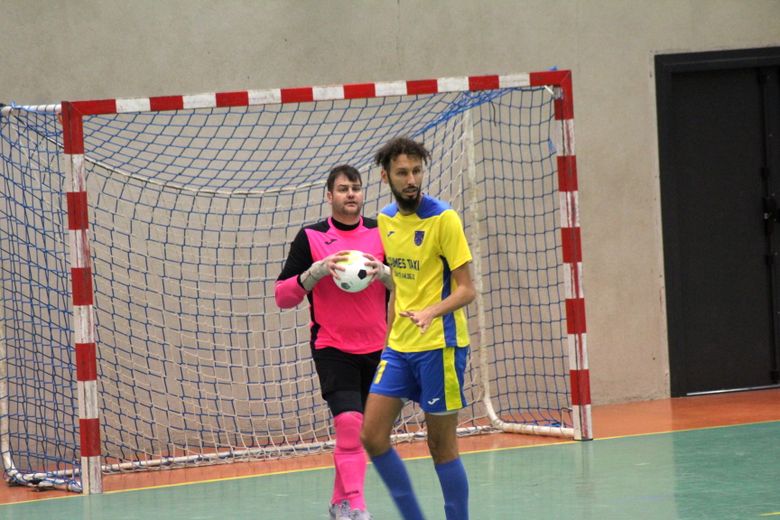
<box><xmin>1</xmin><ymin>88</ymin><xmax>570</xmax><ymax>489</ymax></box>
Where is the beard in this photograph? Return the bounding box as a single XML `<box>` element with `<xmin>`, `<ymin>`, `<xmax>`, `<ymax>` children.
<box><xmin>389</xmin><ymin>182</ymin><xmax>421</xmax><ymax>213</ymax></box>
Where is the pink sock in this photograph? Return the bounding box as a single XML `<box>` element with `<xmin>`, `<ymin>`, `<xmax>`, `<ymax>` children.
<box><xmin>333</xmin><ymin>411</ymin><xmax>367</xmax><ymax>510</ymax></box>
<box><xmin>332</xmin><ymin>457</ymin><xmax>347</xmax><ymax>504</ymax></box>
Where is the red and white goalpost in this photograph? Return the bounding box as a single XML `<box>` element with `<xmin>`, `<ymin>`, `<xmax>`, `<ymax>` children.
<box><xmin>0</xmin><ymin>71</ymin><xmax>590</xmax><ymax>494</ymax></box>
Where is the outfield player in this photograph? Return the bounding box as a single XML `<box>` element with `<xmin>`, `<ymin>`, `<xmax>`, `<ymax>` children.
<box><xmin>361</xmin><ymin>137</ymin><xmax>476</xmax><ymax>520</ymax></box>
<box><xmin>275</xmin><ymin>164</ymin><xmax>392</xmax><ymax>520</ymax></box>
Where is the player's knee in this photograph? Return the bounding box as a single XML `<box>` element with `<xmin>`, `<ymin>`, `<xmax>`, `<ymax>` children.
<box><xmin>359</xmin><ymin>425</ymin><xmax>373</xmax><ymax>452</ymax></box>
<box><xmin>360</xmin><ymin>424</ymin><xmax>385</xmax><ymax>456</ymax></box>
<box><xmin>427</xmin><ymin>434</ymin><xmax>459</xmax><ymax>463</ymax></box>
<box><xmin>428</xmin><ymin>444</ymin><xmax>459</xmax><ymax>464</ymax></box>
<box><xmin>334</xmin><ymin>411</ymin><xmax>362</xmax><ymax>451</ymax></box>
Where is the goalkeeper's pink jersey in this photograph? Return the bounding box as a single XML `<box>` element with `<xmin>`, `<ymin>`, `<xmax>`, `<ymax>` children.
<box><xmin>275</xmin><ymin>217</ymin><xmax>388</xmax><ymax>354</ymax></box>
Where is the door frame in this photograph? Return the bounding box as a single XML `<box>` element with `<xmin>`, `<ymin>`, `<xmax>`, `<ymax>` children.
<box><xmin>656</xmin><ymin>47</ymin><xmax>780</xmax><ymax>397</ymax></box>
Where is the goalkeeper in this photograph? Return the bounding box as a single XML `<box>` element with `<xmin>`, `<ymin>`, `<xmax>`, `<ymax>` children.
<box><xmin>275</xmin><ymin>164</ymin><xmax>392</xmax><ymax>520</ymax></box>
<box><xmin>361</xmin><ymin>137</ymin><xmax>476</xmax><ymax>520</ymax></box>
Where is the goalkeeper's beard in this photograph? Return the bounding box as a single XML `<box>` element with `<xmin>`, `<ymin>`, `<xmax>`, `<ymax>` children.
<box><xmin>390</xmin><ymin>184</ymin><xmax>421</xmax><ymax>213</ymax></box>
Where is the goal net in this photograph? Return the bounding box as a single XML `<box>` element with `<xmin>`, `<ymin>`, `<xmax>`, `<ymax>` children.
<box><xmin>0</xmin><ymin>73</ymin><xmax>590</xmax><ymax>492</ymax></box>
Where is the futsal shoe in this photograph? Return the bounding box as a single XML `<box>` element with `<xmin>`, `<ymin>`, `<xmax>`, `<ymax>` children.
<box><xmin>329</xmin><ymin>500</ymin><xmax>352</xmax><ymax>520</ymax></box>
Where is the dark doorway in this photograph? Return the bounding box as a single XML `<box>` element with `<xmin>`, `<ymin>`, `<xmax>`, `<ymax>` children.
<box><xmin>656</xmin><ymin>48</ymin><xmax>780</xmax><ymax>396</ymax></box>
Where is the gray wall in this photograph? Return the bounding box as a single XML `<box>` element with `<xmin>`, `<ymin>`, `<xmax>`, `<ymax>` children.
<box><xmin>3</xmin><ymin>0</ymin><xmax>780</xmax><ymax>404</ymax></box>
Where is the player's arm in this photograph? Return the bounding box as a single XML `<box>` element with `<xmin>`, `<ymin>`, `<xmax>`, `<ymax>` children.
<box><xmin>275</xmin><ymin>230</ymin><xmax>312</xmax><ymax>308</ymax></box>
<box><xmin>275</xmin><ymin>229</ymin><xmax>322</xmax><ymax>308</ymax></box>
<box><xmin>275</xmin><ymin>231</ymin><xmax>352</xmax><ymax>308</ymax></box>
<box><xmin>300</xmin><ymin>251</ymin><xmax>349</xmax><ymax>288</ymax></box>
<box><xmin>399</xmin><ymin>262</ymin><xmax>475</xmax><ymax>333</ymax></box>
<box><xmin>386</xmin><ymin>289</ymin><xmax>397</xmax><ymax>343</ymax></box>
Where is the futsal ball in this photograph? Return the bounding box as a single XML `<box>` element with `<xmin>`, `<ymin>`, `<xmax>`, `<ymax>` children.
<box><xmin>334</xmin><ymin>250</ymin><xmax>374</xmax><ymax>293</ymax></box>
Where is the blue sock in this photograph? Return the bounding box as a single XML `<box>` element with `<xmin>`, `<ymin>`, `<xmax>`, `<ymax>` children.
<box><xmin>435</xmin><ymin>458</ymin><xmax>469</xmax><ymax>520</ymax></box>
<box><xmin>370</xmin><ymin>448</ymin><xmax>425</xmax><ymax>520</ymax></box>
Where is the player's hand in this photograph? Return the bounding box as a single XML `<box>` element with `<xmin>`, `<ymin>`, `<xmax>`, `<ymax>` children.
<box><xmin>361</xmin><ymin>252</ymin><xmax>382</xmax><ymax>278</ymax></box>
<box><xmin>322</xmin><ymin>251</ymin><xmax>350</xmax><ymax>279</ymax></box>
<box><xmin>399</xmin><ymin>309</ymin><xmax>435</xmax><ymax>334</ymax></box>
<box><xmin>364</xmin><ymin>252</ymin><xmax>393</xmax><ymax>289</ymax></box>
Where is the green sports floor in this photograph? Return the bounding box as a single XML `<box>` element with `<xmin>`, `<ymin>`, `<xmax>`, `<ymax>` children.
<box><xmin>2</xmin><ymin>420</ymin><xmax>778</xmax><ymax>520</ymax></box>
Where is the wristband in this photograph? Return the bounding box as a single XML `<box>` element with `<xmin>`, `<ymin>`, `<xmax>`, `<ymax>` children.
<box><xmin>299</xmin><ymin>259</ymin><xmax>329</xmax><ymax>291</ymax></box>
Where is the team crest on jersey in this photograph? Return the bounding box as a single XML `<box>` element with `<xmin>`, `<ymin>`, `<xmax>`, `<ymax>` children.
<box><xmin>414</xmin><ymin>230</ymin><xmax>425</xmax><ymax>246</ymax></box>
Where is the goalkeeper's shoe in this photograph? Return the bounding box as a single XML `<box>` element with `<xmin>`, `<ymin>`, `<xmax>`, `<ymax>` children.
<box><xmin>329</xmin><ymin>500</ymin><xmax>352</xmax><ymax>520</ymax></box>
<box><xmin>350</xmin><ymin>509</ymin><xmax>373</xmax><ymax>520</ymax></box>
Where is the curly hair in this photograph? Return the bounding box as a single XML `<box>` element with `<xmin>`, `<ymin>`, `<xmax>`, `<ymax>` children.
<box><xmin>373</xmin><ymin>136</ymin><xmax>431</xmax><ymax>172</ymax></box>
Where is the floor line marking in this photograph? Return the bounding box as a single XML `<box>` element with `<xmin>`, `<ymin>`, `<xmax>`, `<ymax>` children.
<box><xmin>2</xmin><ymin>419</ymin><xmax>778</xmax><ymax>506</ymax></box>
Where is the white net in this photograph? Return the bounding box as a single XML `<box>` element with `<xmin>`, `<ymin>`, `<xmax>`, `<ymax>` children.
<box><xmin>0</xmin><ymin>86</ymin><xmax>572</xmax><ymax>491</ymax></box>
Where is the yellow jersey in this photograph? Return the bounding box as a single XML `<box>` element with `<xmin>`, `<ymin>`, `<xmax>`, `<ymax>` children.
<box><xmin>378</xmin><ymin>194</ymin><xmax>472</xmax><ymax>352</ymax></box>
